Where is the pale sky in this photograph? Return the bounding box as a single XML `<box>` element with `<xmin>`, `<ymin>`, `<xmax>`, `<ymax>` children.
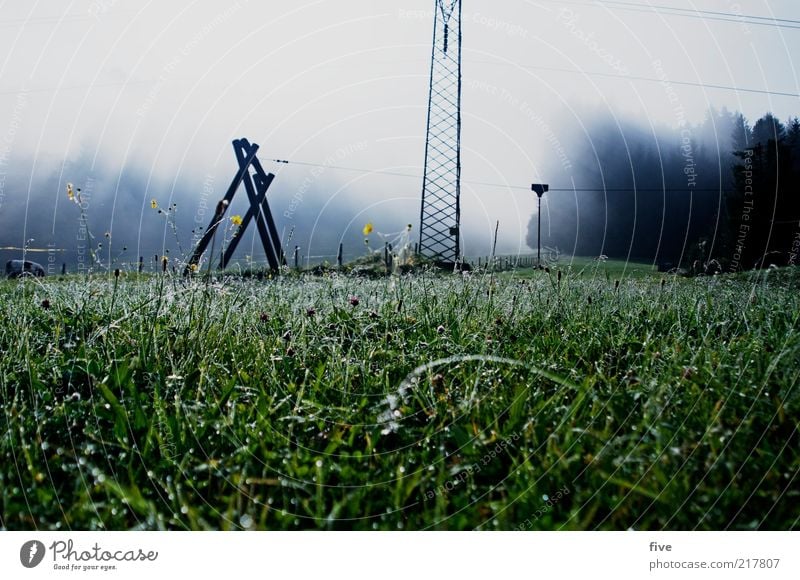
<box><xmin>1</xmin><ymin>0</ymin><xmax>798</xmax><ymax>260</ymax></box>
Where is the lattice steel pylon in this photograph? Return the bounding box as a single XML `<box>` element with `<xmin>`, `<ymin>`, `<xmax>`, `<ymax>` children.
<box><xmin>418</xmin><ymin>0</ymin><xmax>462</xmax><ymax>265</ymax></box>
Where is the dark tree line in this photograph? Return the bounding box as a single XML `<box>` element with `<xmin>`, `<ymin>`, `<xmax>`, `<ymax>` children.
<box><xmin>527</xmin><ymin>109</ymin><xmax>800</xmax><ymax>271</ymax></box>
<box><xmin>722</xmin><ymin>114</ymin><xmax>800</xmax><ymax>270</ymax></box>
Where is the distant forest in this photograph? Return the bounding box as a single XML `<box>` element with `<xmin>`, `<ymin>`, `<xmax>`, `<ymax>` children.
<box><xmin>527</xmin><ymin>109</ymin><xmax>800</xmax><ymax>272</ymax></box>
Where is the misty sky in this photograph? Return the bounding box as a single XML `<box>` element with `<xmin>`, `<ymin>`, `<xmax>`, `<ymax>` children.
<box><xmin>1</xmin><ymin>0</ymin><xmax>799</xmax><ymax>267</ymax></box>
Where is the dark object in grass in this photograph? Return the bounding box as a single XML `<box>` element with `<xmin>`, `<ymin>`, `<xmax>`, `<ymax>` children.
<box><xmin>6</xmin><ymin>260</ymin><xmax>46</xmax><ymax>278</ymax></box>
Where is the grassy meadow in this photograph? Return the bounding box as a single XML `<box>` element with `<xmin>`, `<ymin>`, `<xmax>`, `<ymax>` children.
<box><xmin>0</xmin><ymin>262</ymin><xmax>798</xmax><ymax>530</ymax></box>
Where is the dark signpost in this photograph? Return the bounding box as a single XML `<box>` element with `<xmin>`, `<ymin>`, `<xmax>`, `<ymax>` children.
<box><xmin>532</xmin><ymin>183</ymin><xmax>549</xmax><ymax>266</ymax></box>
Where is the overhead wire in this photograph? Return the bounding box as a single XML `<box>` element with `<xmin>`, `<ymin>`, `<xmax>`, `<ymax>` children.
<box><xmin>535</xmin><ymin>0</ymin><xmax>800</xmax><ymax>30</ymax></box>
<box><xmin>269</xmin><ymin>157</ymin><xmax>731</xmax><ymax>193</ymax></box>
<box><xmin>467</xmin><ymin>59</ymin><xmax>800</xmax><ymax>99</ymax></box>
<box><xmin>594</xmin><ymin>0</ymin><xmax>800</xmax><ymax>26</ymax></box>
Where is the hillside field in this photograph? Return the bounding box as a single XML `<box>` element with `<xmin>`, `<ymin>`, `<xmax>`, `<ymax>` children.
<box><xmin>1</xmin><ymin>264</ymin><xmax>798</xmax><ymax>530</ymax></box>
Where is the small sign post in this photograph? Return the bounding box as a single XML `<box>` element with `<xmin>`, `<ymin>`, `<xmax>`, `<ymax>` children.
<box><xmin>532</xmin><ymin>183</ymin><xmax>549</xmax><ymax>267</ymax></box>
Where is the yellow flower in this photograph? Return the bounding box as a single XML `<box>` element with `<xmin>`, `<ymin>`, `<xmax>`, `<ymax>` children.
<box><xmin>189</xmin><ymin>263</ymin><xmax>199</xmax><ymax>273</ymax></box>
<box><xmin>362</xmin><ymin>222</ymin><xmax>374</xmax><ymax>236</ymax></box>
<box><xmin>230</xmin><ymin>215</ymin><xmax>243</xmax><ymax>227</ymax></box>
<box><xmin>150</xmin><ymin>199</ymin><xmax>158</xmax><ymax>209</ymax></box>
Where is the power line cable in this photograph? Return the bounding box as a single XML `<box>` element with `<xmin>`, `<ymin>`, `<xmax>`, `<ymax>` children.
<box><xmin>0</xmin><ymin>10</ymin><xmax>139</xmax><ymax>29</ymax></box>
<box><xmin>597</xmin><ymin>0</ymin><xmax>800</xmax><ymax>26</ymax></box>
<box><xmin>269</xmin><ymin>158</ymin><xmax>730</xmax><ymax>192</ymax></box>
<box><xmin>0</xmin><ymin>78</ymin><xmax>187</xmax><ymax>97</ymax></box>
<box><xmin>468</xmin><ymin>58</ymin><xmax>800</xmax><ymax>98</ymax></box>
<box><xmin>538</xmin><ymin>0</ymin><xmax>800</xmax><ymax>30</ymax></box>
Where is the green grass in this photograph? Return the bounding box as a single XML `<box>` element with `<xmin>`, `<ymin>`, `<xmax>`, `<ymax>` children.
<box><xmin>497</xmin><ymin>256</ymin><xmax>659</xmax><ymax>280</ymax></box>
<box><xmin>0</xmin><ymin>266</ymin><xmax>798</xmax><ymax>530</ymax></box>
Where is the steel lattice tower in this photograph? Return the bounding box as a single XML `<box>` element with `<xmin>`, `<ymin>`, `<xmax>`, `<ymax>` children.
<box><xmin>419</xmin><ymin>0</ymin><xmax>462</xmax><ymax>264</ymax></box>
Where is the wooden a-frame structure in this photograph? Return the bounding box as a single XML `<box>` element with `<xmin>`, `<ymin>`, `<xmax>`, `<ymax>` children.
<box><xmin>186</xmin><ymin>138</ymin><xmax>285</xmax><ymax>274</ymax></box>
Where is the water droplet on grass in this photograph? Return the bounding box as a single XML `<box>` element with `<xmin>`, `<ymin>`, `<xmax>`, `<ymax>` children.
<box><xmin>239</xmin><ymin>514</ymin><xmax>254</xmax><ymax>529</ymax></box>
